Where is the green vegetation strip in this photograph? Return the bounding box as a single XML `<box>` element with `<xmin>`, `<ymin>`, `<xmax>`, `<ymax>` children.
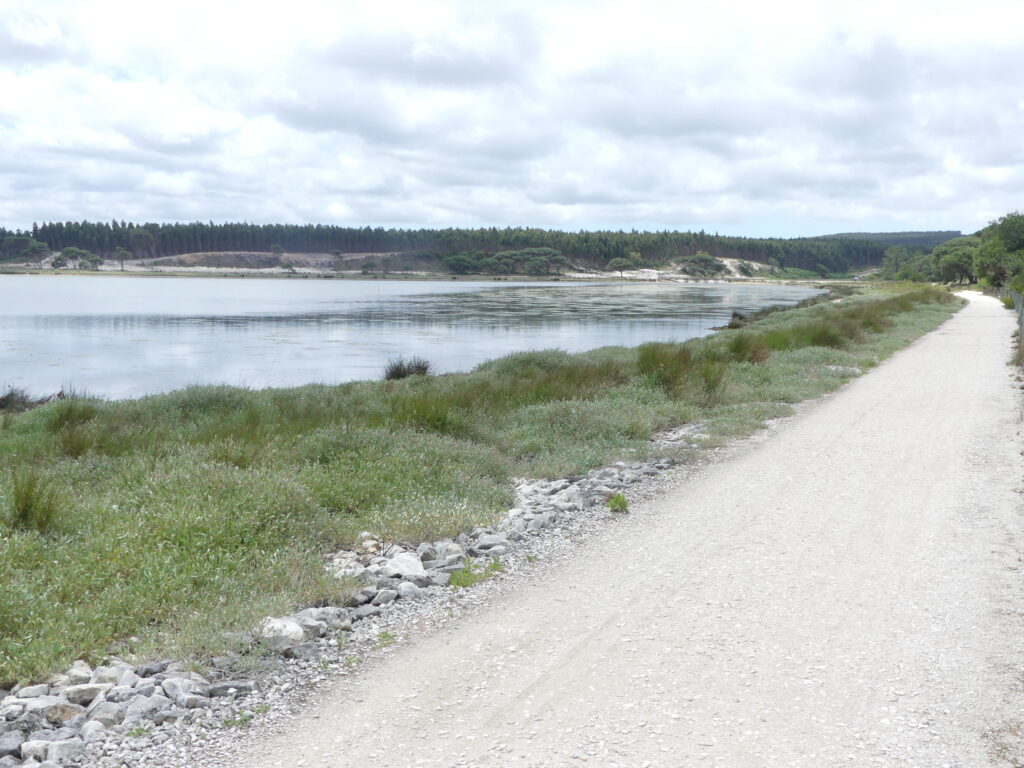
<box><xmin>0</xmin><ymin>286</ymin><xmax>960</xmax><ymax>685</ymax></box>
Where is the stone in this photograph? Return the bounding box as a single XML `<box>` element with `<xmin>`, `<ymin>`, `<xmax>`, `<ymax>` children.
<box><xmin>116</xmin><ymin>669</ymin><xmax>141</xmax><ymax>688</ymax></box>
<box><xmin>0</xmin><ymin>703</ymin><xmax>24</xmax><ymax>721</ymax></box>
<box><xmin>122</xmin><ymin>694</ymin><xmax>173</xmax><ymax>726</ymax></box>
<box><xmin>104</xmin><ymin>686</ymin><xmax>137</xmax><ymax>704</ymax></box>
<box><xmin>86</xmin><ymin>701</ymin><xmax>123</xmax><ymax>728</ymax></box>
<box><xmin>81</xmin><ymin>720</ymin><xmax>105</xmax><ymax>744</ymax></box>
<box><xmin>0</xmin><ymin>730</ymin><xmax>23</xmax><ymax>758</ymax></box>
<box><xmin>160</xmin><ymin>678</ymin><xmax>209</xmax><ymax>707</ymax></box>
<box><xmin>153</xmin><ymin>709</ymin><xmax>191</xmax><ymax>725</ymax></box>
<box><xmin>429</xmin><ymin>572</ymin><xmax>451</xmax><ymax>587</ymax></box>
<box><xmin>177</xmin><ymin>694</ymin><xmax>210</xmax><ymax>709</ymax></box>
<box><xmin>259</xmin><ymin>617</ymin><xmax>305</xmax><ymax>652</ymax></box>
<box><xmin>15</xmin><ymin>686</ymin><xmax>48</xmax><ymax>700</ymax></box>
<box><xmin>65</xmin><ymin>661</ymin><xmax>92</xmax><ymax>686</ymax></box>
<box><xmin>352</xmin><ymin>605</ymin><xmax>380</xmax><ymax>620</ymax></box>
<box><xmin>62</xmin><ymin>684</ymin><xmax>112</xmax><ymax>706</ymax></box>
<box><xmin>289</xmin><ymin>614</ymin><xmax>327</xmax><ymax>638</ymax></box>
<box><xmin>41</xmin><ymin>702</ymin><xmax>84</xmax><ymax>726</ymax></box>
<box><xmin>10</xmin><ymin>710</ymin><xmax>48</xmax><ymax>734</ymax></box>
<box><xmin>380</xmin><ymin>552</ymin><xmax>426</xmax><ymax>580</ymax></box>
<box><xmin>134</xmin><ymin>661</ymin><xmax>169</xmax><ymax>678</ymax></box>
<box><xmin>0</xmin><ymin>757</ymin><xmax>21</xmax><ymax>768</ymax></box>
<box><xmin>19</xmin><ymin>741</ymin><xmax>49</xmax><ymax>761</ymax></box>
<box><xmin>46</xmin><ymin>738</ymin><xmax>83</xmax><ymax>763</ymax></box>
<box><xmin>26</xmin><ymin>728</ymin><xmax>75</xmax><ymax>743</ymax></box>
<box><xmin>397</xmin><ymin>582</ymin><xmax>425</xmax><ymax>600</ymax></box>
<box><xmin>282</xmin><ymin>643</ymin><xmax>319</xmax><ymax>661</ymax></box>
<box><xmin>208</xmin><ymin>680</ymin><xmax>255</xmax><ymax>698</ymax></box>
<box><xmin>487</xmin><ymin>545</ymin><xmax>508</xmax><ymax>557</ymax></box>
<box><xmin>89</xmin><ymin>667</ymin><xmax>120</xmax><ymax>685</ymax></box>
<box><xmin>371</xmin><ymin>589</ymin><xmax>397</xmax><ymax>606</ymax></box>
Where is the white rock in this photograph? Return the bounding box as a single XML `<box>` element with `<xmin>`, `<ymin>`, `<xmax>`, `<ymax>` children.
<box><xmin>381</xmin><ymin>552</ymin><xmax>426</xmax><ymax>579</ymax></box>
<box><xmin>81</xmin><ymin>720</ymin><xmax>106</xmax><ymax>743</ymax></box>
<box><xmin>16</xmin><ymin>685</ymin><xmax>49</xmax><ymax>699</ymax></box>
<box><xmin>19</xmin><ymin>740</ymin><xmax>50</xmax><ymax>761</ymax></box>
<box><xmin>65</xmin><ymin>660</ymin><xmax>93</xmax><ymax>686</ymax></box>
<box><xmin>89</xmin><ymin>666</ymin><xmax>120</xmax><ymax>685</ymax></box>
<box><xmin>46</xmin><ymin>738</ymin><xmax>84</xmax><ymax>762</ymax></box>
<box><xmin>259</xmin><ymin>617</ymin><xmax>305</xmax><ymax>651</ymax></box>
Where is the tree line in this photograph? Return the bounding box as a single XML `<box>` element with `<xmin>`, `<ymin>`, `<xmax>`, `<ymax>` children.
<box><xmin>0</xmin><ymin>220</ymin><xmax>890</xmax><ymax>275</ymax></box>
<box><xmin>877</xmin><ymin>212</ymin><xmax>1024</xmax><ymax>288</ymax></box>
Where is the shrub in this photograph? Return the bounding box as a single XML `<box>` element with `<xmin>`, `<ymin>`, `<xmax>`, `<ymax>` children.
<box><xmin>726</xmin><ymin>332</ymin><xmax>772</xmax><ymax>363</ymax></box>
<box><xmin>637</xmin><ymin>342</ymin><xmax>695</xmax><ymax>391</ymax></box>
<box><xmin>8</xmin><ymin>468</ymin><xmax>62</xmax><ymax>535</ymax></box>
<box><xmin>606</xmin><ymin>492</ymin><xmax>629</xmax><ymax>513</ymax></box>
<box><xmin>384</xmin><ymin>356</ymin><xmax>431</xmax><ymax>380</ymax></box>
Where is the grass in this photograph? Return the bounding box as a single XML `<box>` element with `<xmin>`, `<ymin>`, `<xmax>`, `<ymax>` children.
<box><xmin>449</xmin><ymin>558</ymin><xmax>505</xmax><ymax>588</ymax></box>
<box><xmin>0</xmin><ymin>286</ymin><xmax>961</xmax><ymax>685</ymax></box>
<box><xmin>384</xmin><ymin>356</ymin><xmax>432</xmax><ymax>380</ymax></box>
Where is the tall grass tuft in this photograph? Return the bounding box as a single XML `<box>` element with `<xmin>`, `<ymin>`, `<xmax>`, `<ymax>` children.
<box><xmin>637</xmin><ymin>342</ymin><xmax>695</xmax><ymax>392</ymax></box>
<box><xmin>384</xmin><ymin>356</ymin><xmax>432</xmax><ymax>380</ymax></box>
<box><xmin>8</xmin><ymin>468</ymin><xmax>63</xmax><ymax>535</ymax></box>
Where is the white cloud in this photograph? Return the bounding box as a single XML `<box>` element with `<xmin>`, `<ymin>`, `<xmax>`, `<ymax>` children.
<box><xmin>1</xmin><ymin>0</ymin><xmax>1022</xmax><ymax>237</ymax></box>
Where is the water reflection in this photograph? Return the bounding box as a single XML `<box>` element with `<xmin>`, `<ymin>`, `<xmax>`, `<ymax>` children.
<box><xmin>0</xmin><ymin>275</ymin><xmax>822</xmax><ymax>398</ymax></box>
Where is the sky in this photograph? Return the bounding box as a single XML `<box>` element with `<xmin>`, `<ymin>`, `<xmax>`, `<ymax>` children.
<box><xmin>0</xmin><ymin>0</ymin><xmax>1021</xmax><ymax>238</ymax></box>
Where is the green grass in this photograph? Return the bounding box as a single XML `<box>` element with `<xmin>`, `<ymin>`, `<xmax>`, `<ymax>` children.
<box><xmin>0</xmin><ymin>286</ymin><xmax>961</xmax><ymax>685</ymax></box>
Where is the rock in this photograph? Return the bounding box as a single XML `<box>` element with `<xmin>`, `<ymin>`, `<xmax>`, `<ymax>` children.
<box><xmin>81</xmin><ymin>720</ymin><xmax>105</xmax><ymax>744</ymax></box>
<box><xmin>0</xmin><ymin>703</ymin><xmax>24</xmax><ymax>721</ymax></box>
<box><xmin>15</xmin><ymin>686</ymin><xmax>48</xmax><ymax>700</ymax></box>
<box><xmin>160</xmin><ymin>678</ymin><xmax>208</xmax><ymax>707</ymax></box>
<box><xmin>371</xmin><ymin>589</ymin><xmax>397</xmax><ymax>606</ymax></box>
<box><xmin>352</xmin><ymin>605</ymin><xmax>380</xmax><ymax>620</ymax></box>
<box><xmin>282</xmin><ymin>643</ymin><xmax>319</xmax><ymax>661</ymax></box>
<box><xmin>61</xmin><ymin>661</ymin><xmax>90</xmax><ymax>688</ymax></box>
<box><xmin>380</xmin><ymin>552</ymin><xmax>426</xmax><ymax>579</ymax></box>
<box><xmin>85</xmin><ymin>701</ymin><xmax>122</xmax><ymax>728</ymax></box>
<box><xmin>89</xmin><ymin>666</ymin><xmax>120</xmax><ymax>685</ymax></box>
<box><xmin>19</xmin><ymin>741</ymin><xmax>49</xmax><ymax>761</ymax></box>
<box><xmin>62</xmin><ymin>684</ymin><xmax>112</xmax><ymax>706</ymax></box>
<box><xmin>259</xmin><ymin>617</ymin><xmax>305</xmax><ymax>652</ymax></box>
<box><xmin>289</xmin><ymin>614</ymin><xmax>327</xmax><ymax>638</ymax></box>
<box><xmin>416</xmin><ymin>544</ymin><xmax>438</xmax><ymax>562</ymax></box>
<box><xmin>397</xmin><ymin>581</ymin><xmax>425</xmax><ymax>600</ymax></box>
<box><xmin>153</xmin><ymin>709</ymin><xmax>191</xmax><ymax>725</ymax></box>
<box><xmin>178</xmin><ymin>694</ymin><xmax>211</xmax><ymax>709</ymax></box>
<box><xmin>116</xmin><ymin>668</ymin><xmax>141</xmax><ymax>688</ymax></box>
<box><xmin>41</xmin><ymin>702</ymin><xmax>84</xmax><ymax>726</ymax></box>
<box><xmin>9</xmin><ymin>710</ymin><xmax>48</xmax><ymax>734</ymax></box>
<box><xmin>122</xmin><ymin>694</ymin><xmax>173</xmax><ymax>726</ymax></box>
<box><xmin>0</xmin><ymin>756</ymin><xmax>21</xmax><ymax>768</ymax></box>
<box><xmin>429</xmin><ymin>572</ymin><xmax>451</xmax><ymax>587</ymax></box>
<box><xmin>487</xmin><ymin>545</ymin><xmax>508</xmax><ymax>557</ymax></box>
<box><xmin>104</xmin><ymin>686</ymin><xmax>138</xmax><ymax>704</ymax></box>
<box><xmin>208</xmin><ymin>681</ymin><xmax>255</xmax><ymax>698</ymax></box>
<box><xmin>0</xmin><ymin>730</ymin><xmax>23</xmax><ymax>758</ymax></box>
<box><xmin>46</xmin><ymin>738</ymin><xmax>83</xmax><ymax>763</ymax></box>
<box><xmin>134</xmin><ymin>661</ymin><xmax>169</xmax><ymax>678</ymax></box>
<box><xmin>26</xmin><ymin>728</ymin><xmax>75</xmax><ymax>743</ymax></box>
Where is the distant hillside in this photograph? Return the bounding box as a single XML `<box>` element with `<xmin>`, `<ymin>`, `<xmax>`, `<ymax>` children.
<box><xmin>821</xmin><ymin>231</ymin><xmax>961</xmax><ymax>249</ymax></box>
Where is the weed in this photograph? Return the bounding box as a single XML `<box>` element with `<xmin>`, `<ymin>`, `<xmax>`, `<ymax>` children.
<box><xmin>375</xmin><ymin>631</ymin><xmax>396</xmax><ymax>648</ymax></box>
<box><xmin>525</xmin><ymin>554</ymin><xmax>538</xmax><ymax>563</ymax></box>
<box><xmin>449</xmin><ymin>558</ymin><xmax>504</xmax><ymax>588</ymax></box>
<box><xmin>606</xmin><ymin>492</ymin><xmax>629</xmax><ymax>513</ymax></box>
<box><xmin>637</xmin><ymin>342</ymin><xmax>694</xmax><ymax>392</ymax></box>
<box><xmin>125</xmin><ymin>727</ymin><xmax>150</xmax><ymax>738</ymax></box>
<box><xmin>1003</xmin><ymin>296</ymin><xmax>1016</xmax><ymax>310</ymax></box>
<box><xmin>384</xmin><ymin>356</ymin><xmax>431</xmax><ymax>380</ymax></box>
<box><xmin>253</xmin><ymin>703</ymin><xmax>271</xmax><ymax>714</ymax></box>
<box><xmin>8</xmin><ymin>468</ymin><xmax>62</xmax><ymax>534</ymax></box>
<box><xmin>222</xmin><ymin>713</ymin><xmax>253</xmax><ymax>728</ymax></box>
<box><xmin>1</xmin><ymin>413</ymin><xmax>12</xmax><ymax>430</ymax></box>
<box><xmin>45</xmin><ymin>396</ymin><xmax>98</xmax><ymax>433</ymax></box>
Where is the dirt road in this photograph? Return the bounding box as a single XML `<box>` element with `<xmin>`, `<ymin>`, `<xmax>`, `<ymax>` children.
<box><xmin>223</xmin><ymin>293</ymin><xmax>1024</xmax><ymax>767</ymax></box>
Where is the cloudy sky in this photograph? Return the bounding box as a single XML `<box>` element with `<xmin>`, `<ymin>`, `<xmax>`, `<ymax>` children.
<box><xmin>1</xmin><ymin>0</ymin><xmax>1020</xmax><ymax>237</ymax></box>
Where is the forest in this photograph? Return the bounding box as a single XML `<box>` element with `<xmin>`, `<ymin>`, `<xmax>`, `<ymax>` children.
<box><xmin>0</xmin><ymin>221</ymin><xmax>893</xmax><ymax>275</ymax></box>
<box><xmin>877</xmin><ymin>212</ymin><xmax>1024</xmax><ymax>288</ymax></box>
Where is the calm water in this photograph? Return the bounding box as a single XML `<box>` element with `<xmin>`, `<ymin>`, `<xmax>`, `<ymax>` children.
<box><xmin>0</xmin><ymin>275</ymin><xmax>822</xmax><ymax>399</ymax></box>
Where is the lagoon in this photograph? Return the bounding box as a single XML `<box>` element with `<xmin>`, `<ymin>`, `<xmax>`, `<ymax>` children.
<box><xmin>0</xmin><ymin>275</ymin><xmax>822</xmax><ymax>399</ymax></box>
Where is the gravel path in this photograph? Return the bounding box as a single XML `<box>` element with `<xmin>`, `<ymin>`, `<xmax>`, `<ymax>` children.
<box><xmin>218</xmin><ymin>292</ymin><xmax>1024</xmax><ymax>767</ymax></box>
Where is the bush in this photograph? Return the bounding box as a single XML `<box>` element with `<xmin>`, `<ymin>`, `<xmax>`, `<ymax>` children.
<box><xmin>8</xmin><ymin>468</ymin><xmax>62</xmax><ymax>535</ymax></box>
<box><xmin>384</xmin><ymin>356</ymin><xmax>432</xmax><ymax>380</ymax></box>
<box><xmin>637</xmin><ymin>342</ymin><xmax>695</xmax><ymax>391</ymax></box>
